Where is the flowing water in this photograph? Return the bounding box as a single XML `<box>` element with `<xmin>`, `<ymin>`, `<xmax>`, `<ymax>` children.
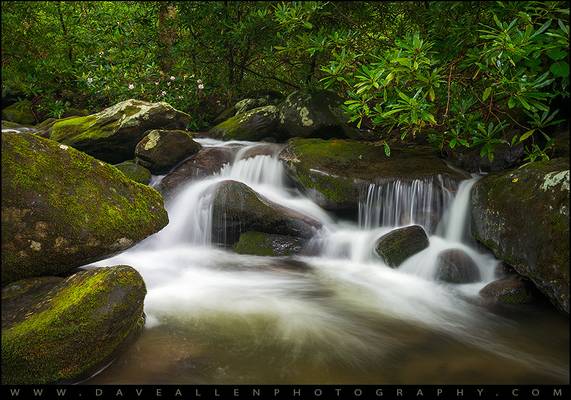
<box><xmin>86</xmin><ymin>139</ymin><xmax>569</xmax><ymax>384</ymax></box>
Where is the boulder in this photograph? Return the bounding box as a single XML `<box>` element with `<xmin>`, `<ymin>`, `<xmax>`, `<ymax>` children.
<box><xmin>114</xmin><ymin>160</ymin><xmax>152</xmax><ymax>185</ymax></box>
<box><xmin>435</xmin><ymin>249</ymin><xmax>481</xmax><ymax>283</ymax></box>
<box><xmin>375</xmin><ymin>225</ymin><xmax>430</xmax><ymax>267</ymax></box>
<box><xmin>211</xmin><ymin>91</ymin><xmax>284</xmax><ymax>126</ymax></box>
<box><xmin>1</xmin><ymin>120</ymin><xmax>38</xmax><ymax>134</ymax></box>
<box><xmin>237</xmin><ymin>143</ymin><xmax>283</xmax><ymax>160</ymax></box>
<box><xmin>1</xmin><ymin>266</ymin><xmax>146</xmax><ymax>384</ymax></box>
<box><xmin>212</xmin><ymin>180</ymin><xmax>321</xmax><ymax>245</ymax></box>
<box><xmin>1</xmin><ymin>132</ymin><xmax>169</xmax><ymax>284</ymax></box>
<box><xmin>279</xmin><ymin>138</ymin><xmax>467</xmax><ymax>211</ymax></box>
<box><xmin>49</xmin><ymin>99</ymin><xmax>191</xmax><ymax>163</ymax></box>
<box><xmin>157</xmin><ymin>147</ymin><xmax>234</xmax><ymax>196</ymax></box>
<box><xmin>471</xmin><ymin>158</ymin><xmax>570</xmax><ymax>313</ymax></box>
<box><xmin>278</xmin><ymin>90</ymin><xmax>356</xmax><ymax>139</ymax></box>
<box><xmin>233</xmin><ymin>231</ymin><xmax>306</xmax><ymax>256</ymax></box>
<box><xmin>479</xmin><ymin>276</ymin><xmax>535</xmax><ymax>305</ymax></box>
<box><xmin>208</xmin><ymin>105</ymin><xmax>284</xmax><ymax>141</ymax></box>
<box><xmin>444</xmin><ymin>143</ymin><xmax>525</xmax><ymax>173</ymax></box>
<box><xmin>2</xmin><ymin>99</ymin><xmax>36</xmax><ymax>125</ymax></box>
<box><xmin>134</xmin><ymin>129</ymin><xmax>201</xmax><ymax>174</ymax></box>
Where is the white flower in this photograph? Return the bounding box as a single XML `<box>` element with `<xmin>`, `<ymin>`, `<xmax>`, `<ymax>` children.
<box><xmin>155</xmin><ymin>81</ymin><xmax>160</xmax><ymax>85</ymax></box>
<box><xmin>178</xmin><ymin>95</ymin><xmax>183</xmax><ymax>99</ymax></box>
<box><xmin>170</xmin><ymin>76</ymin><xmax>176</xmax><ymax>81</ymax></box>
<box><xmin>190</xmin><ymin>74</ymin><xmax>195</xmax><ymax>78</ymax></box>
<box><xmin>161</xmin><ymin>91</ymin><xmax>167</xmax><ymax>96</ymax></box>
<box><xmin>196</xmin><ymin>79</ymin><xmax>202</xmax><ymax>84</ymax></box>
<box><xmin>87</xmin><ymin>77</ymin><xmax>93</xmax><ymax>84</ymax></box>
<box><xmin>167</xmin><ymin>82</ymin><xmax>171</xmax><ymax>86</ymax></box>
<box><xmin>128</xmin><ymin>83</ymin><xmax>135</xmax><ymax>90</ymax></box>
<box><xmin>198</xmin><ymin>83</ymin><xmax>204</xmax><ymax>90</ymax></box>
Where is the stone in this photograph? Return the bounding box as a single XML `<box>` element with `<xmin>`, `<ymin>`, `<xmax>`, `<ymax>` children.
<box><xmin>375</xmin><ymin>225</ymin><xmax>430</xmax><ymax>267</ymax></box>
<box><xmin>435</xmin><ymin>249</ymin><xmax>481</xmax><ymax>283</ymax></box>
<box><xmin>2</xmin><ymin>99</ymin><xmax>36</xmax><ymax>125</ymax></box>
<box><xmin>208</xmin><ymin>105</ymin><xmax>284</xmax><ymax>141</ymax></box>
<box><xmin>479</xmin><ymin>276</ymin><xmax>535</xmax><ymax>305</ymax></box>
<box><xmin>233</xmin><ymin>231</ymin><xmax>306</xmax><ymax>256</ymax></box>
<box><xmin>114</xmin><ymin>160</ymin><xmax>152</xmax><ymax>185</ymax></box>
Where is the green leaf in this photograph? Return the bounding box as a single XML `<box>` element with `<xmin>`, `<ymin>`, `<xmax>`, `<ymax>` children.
<box><xmin>519</xmin><ymin>129</ymin><xmax>535</xmax><ymax>142</ymax></box>
<box><xmin>550</xmin><ymin>61</ymin><xmax>569</xmax><ymax>78</ymax></box>
<box><xmin>508</xmin><ymin>97</ymin><xmax>516</xmax><ymax>109</ymax></box>
<box><xmin>383</xmin><ymin>142</ymin><xmax>391</xmax><ymax>157</ymax></box>
<box><xmin>546</xmin><ymin>48</ymin><xmax>567</xmax><ymax>61</ymax></box>
<box><xmin>482</xmin><ymin>87</ymin><xmax>492</xmax><ymax>101</ymax></box>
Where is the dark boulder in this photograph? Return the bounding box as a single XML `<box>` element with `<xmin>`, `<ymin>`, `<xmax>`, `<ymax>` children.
<box><xmin>435</xmin><ymin>249</ymin><xmax>481</xmax><ymax>283</ymax></box>
<box><xmin>233</xmin><ymin>231</ymin><xmax>306</xmax><ymax>256</ymax></box>
<box><xmin>209</xmin><ymin>105</ymin><xmax>284</xmax><ymax>141</ymax></box>
<box><xmin>479</xmin><ymin>276</ymin><xmax>536</xmax><ymax>305</ymax></box>
<box><xmin>375</xmin><ymin>225</ymin><xmax>430</xmax><ymax>267</ymax></box>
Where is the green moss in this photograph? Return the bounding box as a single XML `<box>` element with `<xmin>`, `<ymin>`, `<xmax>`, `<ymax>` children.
<box><xmin>2</xmin><ymin>100</ymin><xmax>36</xmax><ymax>125</ymax></box>
<box><xmin>234</xmin><ymin>231</ymin><xmax>277</xmax><ymax>256</ymax></box>
<box><xmin>1</xmin><ymin>266</ymin><xmax>146</xmax><ymax>384</ymax></box>
<box><xmin>50</xmin><ymin>115</ymin><xmax>105</xmax><ymax>142</ymax></box>
<box><xmin>114</xmin><ymin>160</ymin><xmax>152</xmax><ymax>185</ymax></box>
<box><xmin>209</xmin><ymin>105</ymin><xmax>279</xmax><ymax>141</ymax></box>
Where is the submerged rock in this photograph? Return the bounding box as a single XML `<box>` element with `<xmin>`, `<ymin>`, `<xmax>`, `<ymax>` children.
<box><xmin>375</xmin><ymin>225</ymin><xmax>430</xmax><ymax>267</ymax></box>
<box><xmin>158</xmin><ymin>147</ymin><xmax>234</xmax><ymax>196</ymax></box>
<box><xmin>212</xmin><ymin>180</ymin><xmax>322</xmax><ymax>245</ymax></box>
<box><xmin>479</xmin><ymin>276</ymin><xmax>535</xmax><ymax>305</ymax></box>
<box><xmin>2</xmin><ymin>99</ymin><xmax>36</xmax><ymax>125</ymax></box>
<box><xmin>49</xmin><ymin>99</ymin><xmax>191</xmax><ymax>163</ymax></box>
<box><xmin>435</xmin><ymin>249</ymin><xmax>481</xmax><ymax>283</ymax></box>
<box><xmin>1</xmin><ymin>132</ymin><xmax>168</xmax><ymax>284</ymax></box>
<box><xmin>233</xmin><ymin>231</ymin><xmax>306</xmax><ymax>256</ymax></box>
<box><xmin>279</xmin><ymin>138</ymin><xmax>466</xmax><ymax>211</ymax></box>
<box><xmin>209</xmin><ymin>105</ymin><xmax>284</xmax><ymax>141</ymax></box>
<box><xmin>1</xmin><ymin>266</ymin><xmax>146</xmax><ymax>384</ymax></box>
<box><xmin>471</xmin><ymin>158</ymin><xmax>569</xmax><ymax>313</ymax></box>
<box><xmin>135</xmin><ymin>129</ymin><xmax>201</xmax><ymax>174</ymax></box>
<box><xmin>114</xmin><ymin>160</ymin><xmax>152</xmax><ymax>185</ymax></box>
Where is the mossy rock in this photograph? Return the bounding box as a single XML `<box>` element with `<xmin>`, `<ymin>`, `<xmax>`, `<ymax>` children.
<box><xmin>2</xmin><ymin>100</ymin><xmax>36</xmax><ymax>125</ymax></box>
<box><xmin>114</xmin><ymin>160</ymin><xmax>152</xmax><ymax>185</ymax></box>
<box><xmin>233</xmin><ymin>231</ymin><xmax>306</xmax><ymax>256</ymax></box>
<box><xmin>1</xmin><ymin>132</ymin><xmax>169</xmax><ymax>284</ymax></box>
<box><xmin>471</xmin><ymin>158</ymin><xmax>570</xmax><ymax>313</ymax></box>
<box><xmin>375</xmin><ymin>225</ymin><xmax>430</xmax><ymax>267</ymax></box>
<box><xmin>212</xmin><ymin>180</ymin><xmax>322</xmax><ymax>245</ymax></box>
<box><xmin>434</xmin><ymin>248</ymin><xmax>481</xmax><ymax>283</ymax></box>
<box><xmin>157</xmin><ymin>147</ymin><xmax>234</xmax><ymax>197</ymax></box>
<box><xmin>479</xmin><ymin>276</ymin><xmax>535</xmax><ymax>305</ymax></box>
<box><xmin>135</xmin><ymin>129</ymin><xmax>201</xmax><ymax>174</ymax></box>
<box><xmin>279</xmin><ymin>138</ymin><xmax>467</xmax><ymax>211</ymax></box>
<box><xmin>208</xmin><ymin>105</ymin><xmax>285</xmax><ymax>141</ymax></box>
<box><xmin>50</xmin><ymin>99</ymin><xmax>192</xmax><ymax>163</ymax></box>
<box><xmin>1</xmin><ymin>266</ymin><xmax>146</xmax><ymax>384</ymax></box>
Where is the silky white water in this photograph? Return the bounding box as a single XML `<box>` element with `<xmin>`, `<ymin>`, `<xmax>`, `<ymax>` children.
<box><xmin>88</xmin><ymin>139</ymin><xmax>569</xmax><ymax>384</ymax></box>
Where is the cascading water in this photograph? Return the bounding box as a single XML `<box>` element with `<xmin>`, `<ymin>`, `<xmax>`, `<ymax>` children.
<box><xmin>88</xmin><ymin>138</ymin><xmax>569</xmax><ymax>384</ymax></box>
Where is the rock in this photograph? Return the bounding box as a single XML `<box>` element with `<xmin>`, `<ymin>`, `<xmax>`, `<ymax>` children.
<box><xmin>157</xmin><ymin>147</ymin><xmax>234</xmax><ymax>196</ymax></box>
<box><xmin>114</xmin><ymin>160</ymin><xmax>152</xmax><ymax>185</ymax></box>
<box><xmin>208</xmin><ymin>105</ymin><xmax>284</xmax><ymax>141</ymax></box>
<box><xmin>278</xmin><ymin>90</ymin><xmax>356</xmax><ymax>139</ymax></box>
<box><xmin>233</xmin><ymin>231</ymin><xmax>306</xmax><ymax>256</ymax></box>
<box><xmin>1</xmin><ymin>120</ymin><xmax>38</xmax><ymax>134</ymax></box>
<box><xmin>479</xmin><ymin>276</ymin><xmax>535</xmax><ymax>305</ymax></box>
<box><xmin>212</xmin><ymin>180</ymin><xmax>322</xmax><ymax>245</ymax></box>
<box><xmin>49</xmin><ymin>99</ymin><xmax>192</xmax><ymax>163</ymax></box>
<box><xmin>34</xmin><ymin>116</ymin><xmax>75</xmax><ymax>138</ymax></box>
<box><xmin>1</xmin><ymin>132</ymin><xmax>169</xmax><ymax>284</ymax></box>
<box><xmin>1</xmin><ymin>266</ymin><xmax>146</xmax><ymax>384</ymax></box>
<box><xmin>471</xmin><ymin>158</ymin><xmax>570</xmax><ymax>313</ymax></box>
<box><xmin>211</xmin><ymin>91</ymin><xmax>284</xmax><ymax>126</ymax></box>
<box><xmin>237</xmin><ymin>143</ymin><xmax>283</xmax><ymax>160</ymax></box>
<box><xmin>279</xmin><ymin>138</ymin><xmax>467</xmax><ymax>211</ymax></box>
<box><xmin>444</xmin><ymin>143</ymin><xmax>525</xmax><ymax>173</ymax></box>
<box><xmin>2</xmin><ymin>99</ymin><xmax>36</xmax><ymax>125</ymax></box>
<box><xmin>375</xmin><ymin>225</ymin><xmax>430</xmax><ymax>267</ymax></box>
<box><xmin>134</xmin><ymin>129</ymin><xmax>201</xmax><ymax>174</ymax></box>
<box><xmin>435</xmin><ymin>249</ymin><xmax>481</xmax><ymax>283</ymax></box>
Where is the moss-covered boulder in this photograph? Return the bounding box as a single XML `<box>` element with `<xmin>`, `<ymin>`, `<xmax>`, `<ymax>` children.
<box><xmin>49</xmin><ymin>99</ymin><xmax>191</xmax><ymax>163</ymax></box>
<box><xmin>434</xmin><ymin>249</ymin><xmax>480</xmax><ymax>283</ymax></box>
<box><xmin>157</xmin><ymin>147</ymin><xmax>234</xmax><ymax>197</ymax></box>
<box><xmin>212</xmin><ymin>180</ymin><xmax>322</xmax><ymax>245</ymax></box>
<box><xmin>1</xmin><ymin>132</ymin><xmax>168</xmax><ymax>284</ymax></box>
<box><xmin>479</xmin><ymin>276</ymin><xmax>536</xmax><ymax>305</ymax></box>
<box><xmin>471</xmin><ymin>158</ymin><xmax>570</xmax><ymax>313</ymax></box>
<box><xmin>134</xmin><ymin>129</ymin><xmax>201</xmax><ymax>174</ymax></box>
<box><xmin>1</xmin><ymin>120</ymin><xmax>38</xmax><ymax>134</ymax></box>
<box><xmin>2</xmin><ymin>100</ymin><xmax>36</xmax><ymax>125</ymax></box>
<box><xmin>375</xmin><ymin>225</ymin><xmax>430</xmax><ymax>267</ymax></box>
<box><xmin>208</xmin><ymin>105</ymin><xmax>284</xmax><ymax>141</ymax></box>
<box><xmin>1</xmin><ymin>266</ymin><xmax>146</xmax><ymax>384</ymax></box>
<box><xmin>114</xmin><ymin>160</ymin><xmax>152</xmax><ymax>185</ymax></box>
<box><xmin>233</xmin><ymin>231</ymin><xmax>306</xmax><ymax>256</ymax></box>
<box><xmin>212</xmin><ymin>92</ymin><xmax>284</xmax><ymax>126</ymax></box>
<box><xmin>279</xmin><ymin>138</ymin><xmax>467</xmax><ymax>211</ymax></box>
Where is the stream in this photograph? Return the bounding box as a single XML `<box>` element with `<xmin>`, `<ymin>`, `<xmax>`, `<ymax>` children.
<box><xmin>87</xmin><ymin>138</ymin><xmax>569</xmax><ymax>384</ymax></box>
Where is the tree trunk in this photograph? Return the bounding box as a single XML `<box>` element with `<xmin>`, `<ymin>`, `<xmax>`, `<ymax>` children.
<box><xmin>158</xmin><ymin>2</ymin><xmax>178</xmax><ymax>73</ymax></box>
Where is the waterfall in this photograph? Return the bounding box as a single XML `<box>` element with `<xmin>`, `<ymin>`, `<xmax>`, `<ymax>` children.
<box><xmin>441</xmin><ymin>177</ymin><xmax>479</xmax><ymax>242</ymax></box>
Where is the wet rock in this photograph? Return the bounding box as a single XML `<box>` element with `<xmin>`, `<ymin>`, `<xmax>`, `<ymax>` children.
<box><xmin>279</xmin><ymin>138</ymin><xmax>467</xmax><ymax>211</ymax></box>
<box><xmin>233</xmin><ymin>231</ymin><xmax>306</xmax><ymax>256</ymax></box>
<box><xmin>212</xmin><ymin>91</ymin><xmax>284</xmax><ymax>126</ymax></box>
<box><xmin>435</xmin><ymin>249</ymin><xmax>481</xmax><ymax>283</ymax></box>
<box><xmin>114</xmin><ymin>160</ymin><xmax>152</xmax><ymax>185</ymax></box>
<box><xmin>444</xmin><ymin>143</ymin><xmax>524</xmax><ymax>173</ymax></box>
<box><xmin>1</xmin><ymin>120</ymin><xmax>38</xmax><ymax>134</ymax></box>
<box><xmin>209</xmin><ymin>105</ymin><xmax>284</xmax><ymax>141</ymax></box>
<box><xmin>49</xmin><ymin>99</ymin><xmax>191</xmax><ymax>163</ymax></box>
<box><xmin>471</xmin><ymin>158</ymin><xmax>569</xmax><ymax>313</ymax></box>
<box><xmin>238</xmin><ymin>143</ymin><xmax>283</xmax><ymax>160</ymax></box>
<box><xmin>1</xmin><ymin>132</ymin><xmax>168</xmax><ymax>284</ymax></box>
<box><xmin>375</xmin><ymin>225</ymin><xmax>430</xmax><ymax>267</ymax></box>
<box><xmin>479</xmin><ymin>276</ymin><xmax>535</xmax><ymax>305</ymax></box>
<box><xmin>212</xmin><ymin>180</ymin><xmax>322</xmax><ymax>245</ymax></box>
<box><xmin>1</xmin><ymin>266</ymin><xmax>146</xmax><ymax>384</ymax></box>
<box><xmin>157</xmin><ymin>147</ymin><xmax>234</xmax><ymax>196</ymax></box>
<box><xmin>134</xmin><ymin>129</ymin><xmax>201</xmax><ymax>174</ymax></box>
<box><xmin>2</xmin><ymin>99</ymin><xmax>36</xmax><ymax>125</ymax></box>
